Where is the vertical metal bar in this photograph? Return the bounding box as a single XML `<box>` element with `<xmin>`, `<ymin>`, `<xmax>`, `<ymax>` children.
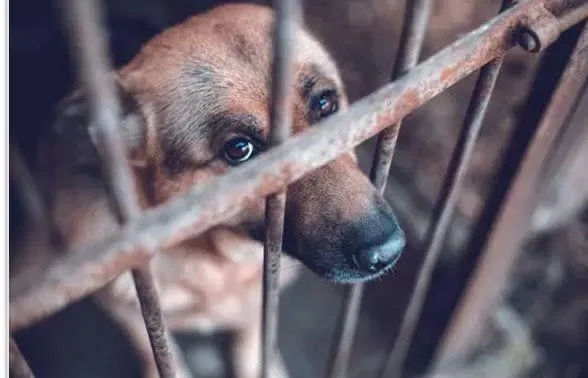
<box><xmin>261</xmin><ymin>1</ymin><xmax>301</xmax><ymax>377</ymax></box>
<box><xmin>9</xmin><ymin>338</ymin><xmax>34</xmax><ymax>378</ymax></box>
<box><xmin>325</xmin><ymin>1</ymin><xmax>433</xmax><ymax>378</ymax></box>
<box><xmin>434</xmin><ymin>22</ymin><xmax>588</xmax><ymax>369</ymax></box>
<box><xmin>9</xmin><ymin>144</ymin><xmax>64</xmax><ymax>249</ymax></box>
<box><xmin>379</xmin><ymin>2</ymin><xmax>515</xmax><ymax>375</ymax></box>
<box><xmin>61</xmin><ymin>1</ymin><xmax>176</xmax><ymax>376</ymax></box>
<box><xmin>370</xmin><ymin>0</ymin><xmax>434</xmax><ymax>190</ymax></box>
<box><xmin>380</xmin><ymin>51</ymin><xmax>506</xmax><ymax>378</ymax></box>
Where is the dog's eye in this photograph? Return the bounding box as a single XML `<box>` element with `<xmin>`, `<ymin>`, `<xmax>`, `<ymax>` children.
<box><xmin>223</xmin><ymin>137</ymin><xmax>256</xmax><ymax>164</ymax></box>
<box><xmin>311</xmin><ymin>90</ymin><xmax>339</xmax><ymax>120</ymax></box>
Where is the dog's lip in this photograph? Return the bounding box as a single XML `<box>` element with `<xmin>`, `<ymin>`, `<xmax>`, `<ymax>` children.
<box><xmin>305</xmin><ymin>250</ymin><xmax>402</xmax><ymax>284</ymax></box>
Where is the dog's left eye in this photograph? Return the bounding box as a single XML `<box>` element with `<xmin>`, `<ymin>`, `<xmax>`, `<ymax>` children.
<box><xmin>223</xmin><ymin>137</ymin><xmax>256</xmax><ymax>164</ymax></box>
<box><xmin>311</xmin><ymin>90</ymin><xmax>339</xmax><ymax>120</ymax></box>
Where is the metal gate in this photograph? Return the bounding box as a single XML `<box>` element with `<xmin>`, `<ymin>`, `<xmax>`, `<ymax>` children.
<box><xmin>9</xmin><ymin>0</ymin><xmax>588</xmax><ymax>377</ymax></box>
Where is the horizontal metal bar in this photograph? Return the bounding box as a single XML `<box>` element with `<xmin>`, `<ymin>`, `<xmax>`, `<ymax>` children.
<box><xmin>326</xmin><ymin>0</ymin><xmax>433</xmax><ymax>377</ymax></box>
<box><xmin>61</xmin><ymin>1</ymin><xmax>176</xmax><ymax>376</ymax></box>
<box><xmin>9</xmin><ymin>0</ymin><xmax>558</xmax><ymax>332</ymax></box>
<box><xmin>9</xmin><ymin>338</ymin><xmax>34</xmax><ymax>378</ymax></box>
<box><xmin>433</xmin><ymin>21</ymin><xmax>588</xmax><ymax>370</ymax></box>
<box><xmin>261</xmin><ymin>1</ymin><xmax>301</xmax><ymax>377</ymax></box>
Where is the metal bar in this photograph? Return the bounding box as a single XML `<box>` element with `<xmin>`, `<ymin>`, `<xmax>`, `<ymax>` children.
<box><xmin>557</xmin><ymin>2</ymin><xmax>588</xmax><ymax>31</ymax></box>
<box><xmin>538</xmin><ymin>78</ymin><xmax>588</xmax><ymax>188</ymax></box>
<box><xmin>9</xmin><ymin>143</ymin><xmax>65</xmax><ymax>251</ymax></box>
<box><xmin>9</xmin><ymin>338</ymin><xmax>34</xmax><ymax>378</ymax></box>
<box><xmin>325</xmin><ymin>0</ymin><xmax>433</xmax><ymax>377</ymax></box>
<box><xmin>60</xmin><ymin>1</ymin><xmax>176</xmax><ymax>376</ymax></box>
<box><xmin>325</xmin><ymin>283</ymin><xmax>365</xmax><ymax>378</ymax></box>
<box><xmin>378</xmin><ymin>1</ymin><xmax>516</xmax><ymax>375</ymax></box>
<box><xmin>261</xmin><ymin>1</ymin><xmax>300</xmax><ymax>377</ymax></box>
<box><xmin>433</xmin><ymin>21</ymin><xmax>588</xmax><ymax>369</ymax></box>
<box><xmin>381</xmin><ymin>48</ymin><xmax>506</xmax><ymax>378</ymax></box>
<box><xmin>10</xmin><ymin>0</ymin><xmax>557</xmax><ymax>331</ymax></box>
<box><xmin>371</xmin><ymin>0</ymin><xmax>434</xmax><ymax>191</ymax></box>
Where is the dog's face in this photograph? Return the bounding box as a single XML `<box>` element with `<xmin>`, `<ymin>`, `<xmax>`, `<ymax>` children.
<box><xmin>63</xmin><ymin>4</ymin><xmax>405</xmax><ymax>283</ymax></box>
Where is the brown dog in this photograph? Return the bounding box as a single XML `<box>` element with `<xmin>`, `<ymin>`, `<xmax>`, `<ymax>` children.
<box><xmin>21</xmin><ymin>3</ymin><xmax>405</xmax><ymax>377</ymax></box>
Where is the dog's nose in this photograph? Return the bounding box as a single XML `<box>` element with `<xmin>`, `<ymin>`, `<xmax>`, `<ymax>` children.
<box><xmin>353</xmin><ymin>231</ymin><xmax>406</xmax><ymax>273</ymax></box>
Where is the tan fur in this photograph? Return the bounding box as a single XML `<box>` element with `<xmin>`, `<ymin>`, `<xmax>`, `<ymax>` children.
<box><xmin>17</xmin><ymin>3</ymin><xmax>405</xmax><ymax>377</ymax></box>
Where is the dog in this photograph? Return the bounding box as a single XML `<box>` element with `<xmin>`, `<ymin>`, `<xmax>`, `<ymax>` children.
<box><xmin>17</xmin><ymin>3</ymin><xmax>406</xmax><ymax>377</ymax></box>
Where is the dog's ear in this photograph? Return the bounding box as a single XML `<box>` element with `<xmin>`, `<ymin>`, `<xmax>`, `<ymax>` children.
<box><xmin>51</xmin><ymin>77</ymin><xmax>153</xmax><ymax>172</ymax></box>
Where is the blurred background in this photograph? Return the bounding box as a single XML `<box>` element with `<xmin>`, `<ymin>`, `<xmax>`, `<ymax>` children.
<box><xmin>10</xmin><ymin>0</ymin><xmax>588</xmax><ymax>377</ymax></box>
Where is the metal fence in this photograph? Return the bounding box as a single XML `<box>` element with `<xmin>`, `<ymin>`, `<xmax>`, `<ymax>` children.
<box><xmin>8</xmin><ymin>0</ymin><xmax>588</xmax><ymax>377</ymax></box>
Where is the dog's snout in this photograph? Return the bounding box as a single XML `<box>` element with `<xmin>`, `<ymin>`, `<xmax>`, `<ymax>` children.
<box><xmin>283</xmin><ymin>156</ymin><xmax>407</xmax><ymax>283</ymax></box>
<box><xmin>353</xmin><ymin>231</ymin><xmax>406</xmax><ymax>273</ymax></box>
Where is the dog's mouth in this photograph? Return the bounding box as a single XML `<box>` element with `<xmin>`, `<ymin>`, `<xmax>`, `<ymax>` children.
<box><xmin>283</xmin><ymin>230</ymin><xmax>405</xmax><ymax>284</ymax></box>
<box><xmin>245</xmin><ymin>214</ymin><xmax>406</xmax><ymax>284</ymax></box>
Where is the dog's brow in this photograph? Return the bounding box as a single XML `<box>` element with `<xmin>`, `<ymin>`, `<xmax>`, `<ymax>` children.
<box><xmin>208</xmin><ymin>112</ymin><xmax>266</xmax><ymax>143</ymax></box>
<box><xmin>299</xmin><ymin>63</ymin><xmax>338</xmax><ymax>99</ymax></box>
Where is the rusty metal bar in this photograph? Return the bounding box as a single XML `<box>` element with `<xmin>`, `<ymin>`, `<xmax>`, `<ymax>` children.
<box><xmin>10</xmin><ymin>0</ymin><xmax>558</xmax><ymax>332</ymax></box>
<box><xmin>9</xmin><ymin>143</ymin><xmax>65</xmax><ymax>252</ymax></box>
<box><xmin>325</xmin><ymin>0</ymin><xmax>433</xmax><ymax>377</ymax></box>
<box><xmin>378</xmin><ymin>1</ymin><xmax>516</xmax><ymax>375</ymax></box>
<box><xmin>9</xmin><ymin>338</ymin><xmax>34</xmax><ymax>378</ymax></box>
<box><xmin>433</xmin><ymin>21</ymin><xmax>588</xmax><ymax>370</ymax></box>
<box><xmin>382</xmin><ymin>43</ymin><xmax>506</xmax><ymax>378</ymax></box>
<box><xmin>60</xmin><ymin>1</ymin><xmax>177</xmax><ymax>376</ymax></box>
<box><xmin>557</xmin><ymin>2</ymin><xmax>588</xmax><ymax>31</ymax></box>
<box><xmin>261</xmin><ymin>1</ymin><xmax>301</xmax><ymax>377</ymax></box>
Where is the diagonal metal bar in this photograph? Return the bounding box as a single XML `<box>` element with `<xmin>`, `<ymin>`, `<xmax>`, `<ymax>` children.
<box><xmin>10</xmin><ymin>0</ymin><xmax>559</xmax><ymax>332</ymax></box>
<box><xmin>378</xmin><ymin>1</ymin><xmax>517</xmax><ymax>376</ymax></box>
<box><xmin>325</xmin><ymin>1</ymin><xmax>433</xmax><ymax>377</ymax></box>
<box><xmin>9</xmin><ymin>338</ymin><xmax>35</xmax><ymax>378</ymax></box>
<box><xmin>434</xmin><ymin>21</ymin><xmax>588</xmax><ymax>370</ymax></box>
<box><xmin>60</xmin><ymin>1</ymin><xmax>177</xmax><ymax>376</ymax></box>
<box><xmin>381</xmin><ymin>58</ymin><xmax>505</xmax><ymax>378</ymax></box>
<box><xmin>261</xmin><ymin>1</ymin><xmax>301</xmax><ymax>377</ymax></box>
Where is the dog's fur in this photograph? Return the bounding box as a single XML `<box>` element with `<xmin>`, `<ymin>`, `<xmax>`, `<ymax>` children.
<box><xmin>16</xmin><ymin>4</ymin><xmax>406</xmax><ymax>377</ymax></box>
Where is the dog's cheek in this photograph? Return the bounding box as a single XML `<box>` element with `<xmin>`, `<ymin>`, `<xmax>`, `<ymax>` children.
<box><xmin>223</xmin><ymin>198</ymin><xmax>267</xmax><ymax>233</ymax></box>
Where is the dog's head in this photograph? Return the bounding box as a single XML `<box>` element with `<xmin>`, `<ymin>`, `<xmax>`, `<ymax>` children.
<box><xmin>57</xmin><ymin>4</ymin><xmax>405</xmax><ymax>283</ymax></box>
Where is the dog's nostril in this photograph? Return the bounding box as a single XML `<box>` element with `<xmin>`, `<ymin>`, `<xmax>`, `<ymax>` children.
<box><xmin>353</xmin><ymin>232</ymin><xmax>406</xmax><ymax>273</ymax></box>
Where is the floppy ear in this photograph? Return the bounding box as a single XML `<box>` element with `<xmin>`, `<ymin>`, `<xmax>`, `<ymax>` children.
<box><xmin>49</xmin><ymin>77</ymin><xmax>152</xmax><ymax>174</ymax></box>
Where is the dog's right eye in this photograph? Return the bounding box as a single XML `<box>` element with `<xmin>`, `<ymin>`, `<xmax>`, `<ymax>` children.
<box><xmin>223</xmin><ymin>137</ymin><xmax>256</xmax><ymax>165</ymax></box>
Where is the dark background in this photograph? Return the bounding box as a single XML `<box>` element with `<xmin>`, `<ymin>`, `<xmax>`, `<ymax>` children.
<box><xmin>10</xmin><ymin>0</ymin><xmax>588</xmax><ymax>377</ymax></box>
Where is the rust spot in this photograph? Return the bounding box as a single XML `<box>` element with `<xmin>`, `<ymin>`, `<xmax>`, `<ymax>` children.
<box><xmin>440</xmin><ymin>65</ymin><xmax>459</xmax><ymax>83</ymax></box>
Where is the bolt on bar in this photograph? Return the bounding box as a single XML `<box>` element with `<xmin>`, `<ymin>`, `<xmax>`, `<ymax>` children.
<box><xmin>325</xmin><ymin>0</ymin><xmax>433</xmax><ymax>377</ymax></box>
<box><xmin>9</xmin><ymin>338</ymin><xmax>34</xmax><ymax>378</ymax></box>
<box><xmin>10</xmin><ymin>0</ymin><xmax>559</xmax><ymax>332</ymax></box>
<box><xmin>434</xmin><ymin>20</ymin><xmax>588</xmax><ymax>370</ymax></box>
<box><xmin>261</xmin><ymin>1</ymin><xmax>301</xmax><ymax>377</ymax></box>
<box><xmin>61</xmin><ymin>1</ymin><xmax>177</xmax><ymax>376</ymax></box>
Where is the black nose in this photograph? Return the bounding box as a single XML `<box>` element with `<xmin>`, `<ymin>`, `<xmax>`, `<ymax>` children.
<box><xmin>353</xmin><ymin>231</ymin><xmax>406</xmax><ymax>273</ymax></box>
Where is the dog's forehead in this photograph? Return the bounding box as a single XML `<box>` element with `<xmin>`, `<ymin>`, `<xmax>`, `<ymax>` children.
<box><xmin>120</xmin><ymin>4</ymin><xmax>342</xmax><ymax>155</ymax></box>
<box><xmin>123</xmin><ymin>4</ymin><xmax>340</xmax><ymax>96</ymax></box>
